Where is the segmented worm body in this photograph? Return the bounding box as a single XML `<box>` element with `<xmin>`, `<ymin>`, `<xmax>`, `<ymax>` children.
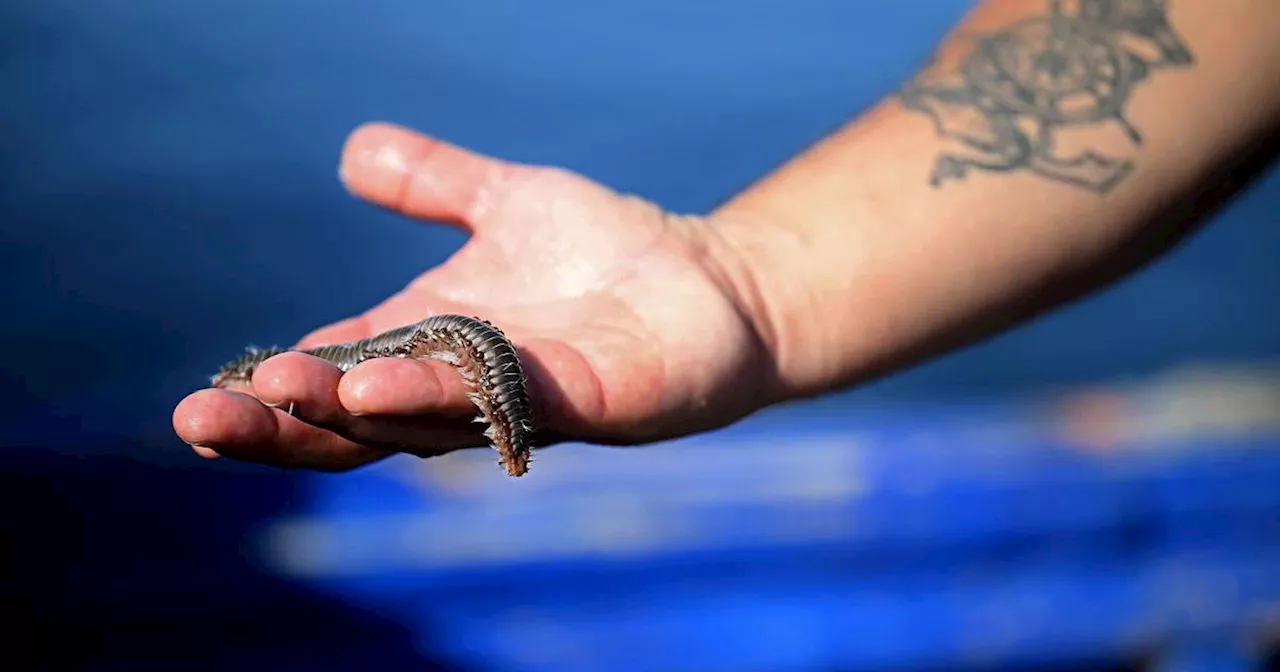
<box><xmin>211</xmin><ymin>314</ymin><xmax>534</xmax><ymax>477</ymax></box>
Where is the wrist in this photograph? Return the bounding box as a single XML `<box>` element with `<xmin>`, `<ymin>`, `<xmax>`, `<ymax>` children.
<box><xmin>696</xmin><ymin>115</ymin><xmax>893</xmax><ymax>403</ymax></box>
<box><xmin>701</xmin><ymin>101</ymin><xmax>965</xmax><ymax>403</ymax></box>
<box><xmin>696</xmin><ymin>205</ymin><xmax>844</xmax><ymax>407</ymax></box>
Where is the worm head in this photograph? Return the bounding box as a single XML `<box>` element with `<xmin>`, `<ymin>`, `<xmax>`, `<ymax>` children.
<box><xmin>210</xmin><ymin>346</ymin><xmax>285</xmax><ymax>388</ymax></box>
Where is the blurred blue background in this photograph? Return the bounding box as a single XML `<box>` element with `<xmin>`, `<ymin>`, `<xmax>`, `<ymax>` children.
<box><xmin>3</xmin><ymin>1</ymin><xmax>1278</xmax><ymax>671</ymax></box>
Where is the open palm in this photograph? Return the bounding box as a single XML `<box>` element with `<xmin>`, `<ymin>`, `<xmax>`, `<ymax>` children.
<box><xmin>173</xmin><ymin>123</ymin><xmax>778</xmax><ymax>471</ymax></box>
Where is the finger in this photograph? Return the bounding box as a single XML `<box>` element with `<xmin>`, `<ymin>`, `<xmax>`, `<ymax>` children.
<box><xmin>338</xmin><ymin>121</ymin><xmax>520</xmax><ymax>228</ymax></box>
<box><xmin>173</xmin><ymin>387</ymin><xmax>387</xmax><ymax>471</ymax></box>
<box><xmin>337</xmin><ymin>356</ymin><xmax>473</xmax><ymax>417</ymax></box>
<box><xmin>250</xmin><ymin>351</ymin><xmax>487</xmax><ymax>456</ymax></box>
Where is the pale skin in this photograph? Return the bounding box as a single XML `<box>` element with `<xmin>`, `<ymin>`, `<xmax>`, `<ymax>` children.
<box><xmin>173</xmin><ymin>0</ymin><xmax>1280</xmax><ymax>471</ymax></box>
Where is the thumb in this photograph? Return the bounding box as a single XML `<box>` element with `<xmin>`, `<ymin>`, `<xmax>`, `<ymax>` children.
<box><xmin>338</xmin><ymin>122</ymin><xmax>520</xmax><ymax>229</ymax></box>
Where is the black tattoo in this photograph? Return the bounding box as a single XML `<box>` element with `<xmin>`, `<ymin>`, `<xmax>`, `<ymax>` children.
<box><xmin>898</xmin><ymin>0</ymin><xmax>1195</xmax><ymax>194</ymax></box>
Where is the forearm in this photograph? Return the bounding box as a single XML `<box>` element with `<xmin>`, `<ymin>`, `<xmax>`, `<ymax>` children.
<box><xmin>712</xmin><ymin>0</ymin><xmax>1280</xmax><ymax>402</ymax></box>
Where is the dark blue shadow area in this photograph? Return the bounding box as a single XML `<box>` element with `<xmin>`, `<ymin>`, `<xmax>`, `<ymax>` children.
<box><xmin>2</xmin><ymin>0</ymin><xmax>1279</xmax><ymax>670</ymax></box>
<box><xmin>1</xmin><ymin>444</ymin><xmax>454</xmax><ymax>671</ymax></box>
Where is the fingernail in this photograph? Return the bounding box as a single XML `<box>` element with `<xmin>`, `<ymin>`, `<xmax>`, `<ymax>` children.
<box><xmin>262</xmin><ymin>398</ymin><xmax>298</xmax><ymax>417</ymax></box>
<box><xmin>192</xmin><ymin>445</ymin><xmax>221</xmax><ymax>459</ymax></box>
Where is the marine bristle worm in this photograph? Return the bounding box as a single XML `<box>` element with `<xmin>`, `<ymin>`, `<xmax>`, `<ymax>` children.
<box><xmin>210</xmin><ymin>314</ymin><xmax>535</xmax><ymax>477</ymax></box>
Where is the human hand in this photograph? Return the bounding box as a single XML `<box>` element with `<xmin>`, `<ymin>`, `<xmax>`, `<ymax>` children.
<box><xmin>172</xmin><ymin>123</ymin><xmax>781</xmax><ymax>471</ymax></box>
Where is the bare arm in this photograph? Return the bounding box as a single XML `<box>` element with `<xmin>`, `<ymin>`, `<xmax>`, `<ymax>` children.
<box><xmin>712</xmin><ymin>0</ymin><xmax>1280</xmax><ymax>404</ymax></box>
